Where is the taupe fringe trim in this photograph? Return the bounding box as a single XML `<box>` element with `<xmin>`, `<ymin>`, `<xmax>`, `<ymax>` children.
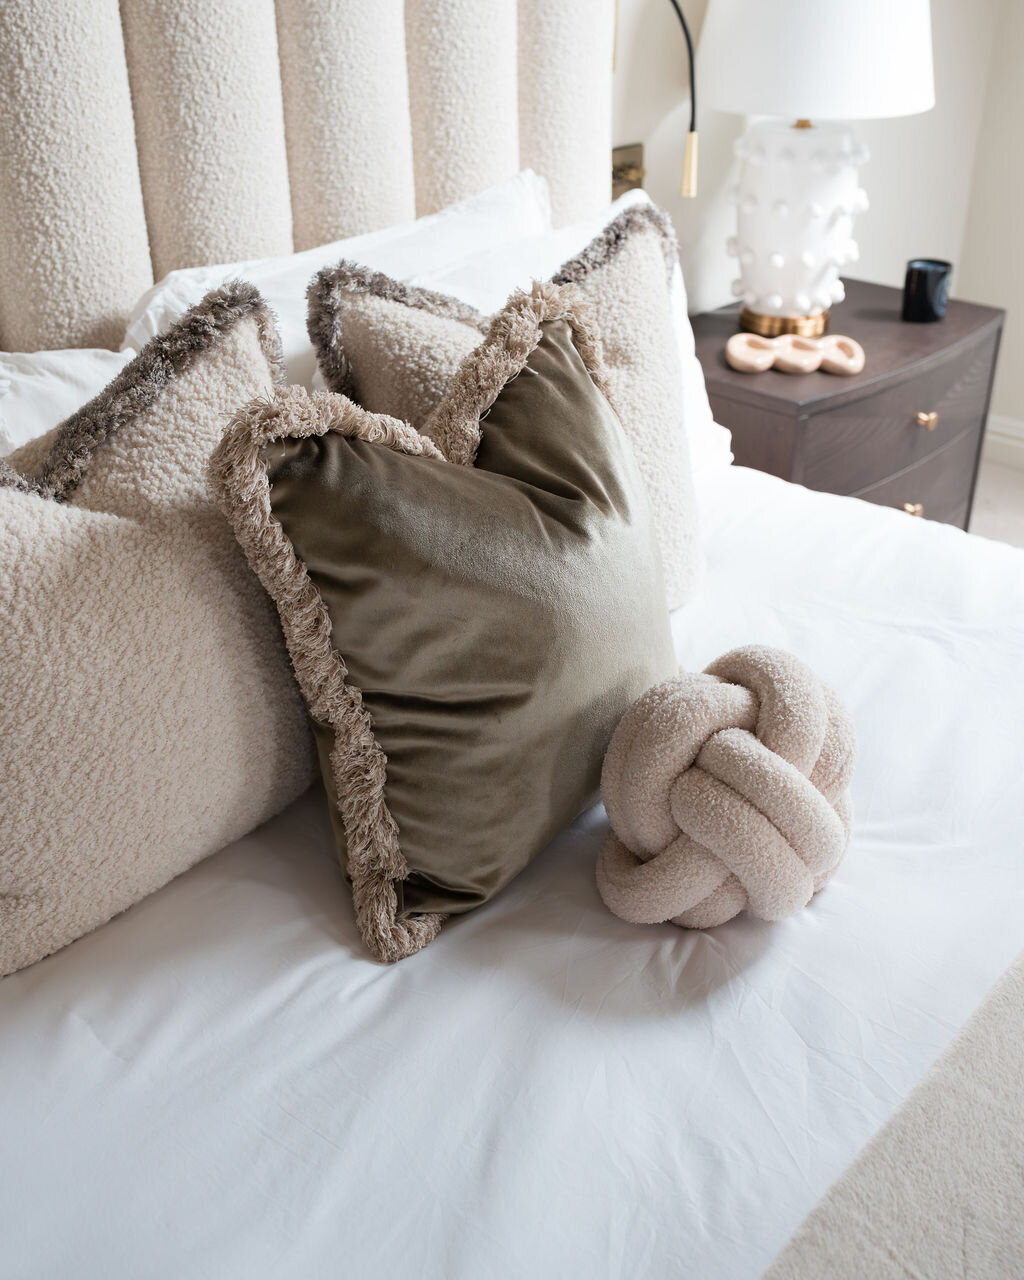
<box><xmin>551</xmin><ymin>203</ymin><xmax>678</xmax><ymax>290</ymax></box>
<box><xmin>425</xmin><ymin>281</ymin><xmax>612</xmax><ymax>467</ymax></box>
<box><xmin>211</xmin><ymin>282</ymin><xmax>613</xmax><ymax>962</ymax></box>
<box><xmin>305</xmin><ymin>203</ymin><xmax>679</xmax><ymax>399</ymax></box>
<box><xmin>0</xmin><ymin>459</ymin><xmax>39</xmax><ymax>495</ymax></box>
<box><xmin>211</xmin><ymin>388</ymin><xmax>446</xmax><ymax>963</ymax></box>
<box><xmin>0</xmin><ymin>281</ymin><xmax>285</xmax><ymax>500</ymax></box>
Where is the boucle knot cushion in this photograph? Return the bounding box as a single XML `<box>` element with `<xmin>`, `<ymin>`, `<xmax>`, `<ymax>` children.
<box><xmin>596</xmin><ymin>645</ymin><xmax>856</xmax><ymax>929</ymax></box>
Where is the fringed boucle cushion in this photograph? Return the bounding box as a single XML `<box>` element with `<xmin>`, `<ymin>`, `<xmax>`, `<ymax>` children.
<box><xmin>0</xmin><ymin>284</ymin><xmax>315</xmax><ymax>977</ymax></box>
<box><xmin>597</xmin><ymin>646</ymin><xmax>856</xmax><ymax>929</ymax></box>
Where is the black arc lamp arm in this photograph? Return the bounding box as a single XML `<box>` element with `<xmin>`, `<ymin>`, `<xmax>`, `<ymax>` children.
<box><xmin>666</xmin><ymin>0</ymin><xmax>697</xmax><ymax>134</ymax></box>
<box><xmin>665</xmin><ymin>0</ymin><xmax>698</xmax><ymax>196</ymax></box>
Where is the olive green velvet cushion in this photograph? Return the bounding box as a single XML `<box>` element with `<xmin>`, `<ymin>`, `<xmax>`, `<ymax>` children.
<box><xmin>306</xmin><ymin>204</ymin><xmax>701</xmax><ymax>610</ymax></box>
<box><xmin>212</xmin><ymin>283</ymin><xmax>676</xmax><ymax>963</ymax></box>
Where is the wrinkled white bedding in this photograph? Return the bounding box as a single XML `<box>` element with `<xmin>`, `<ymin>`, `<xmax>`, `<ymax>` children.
<box><xmin>2</xmin><ymin>467</ymin><xmax>1022</xmax><ymax>1280</ymax></box>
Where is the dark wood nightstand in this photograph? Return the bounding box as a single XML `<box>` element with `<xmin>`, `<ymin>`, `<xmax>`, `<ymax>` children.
<box><xmin>691</xmin><ymin>279</ymin><xmax>1004</xmax><ymax>529</ymax></box>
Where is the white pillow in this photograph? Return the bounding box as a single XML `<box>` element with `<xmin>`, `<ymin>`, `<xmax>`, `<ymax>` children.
<box><xmin>0</xmin><ymin>348</ymin><xmax>134</xmax><ymax>456</ymax></box>
<box><xmin>122</xmin><ymin>170</ymin><xmax>553</xmax><ymax>388</ymax></box>
<box><xmin>406</xmin><ymin>190</ymin><xmax>733</xmax><ymax>476</ymax></box>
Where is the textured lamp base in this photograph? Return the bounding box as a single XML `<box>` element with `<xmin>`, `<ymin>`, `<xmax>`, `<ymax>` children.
<box><xmin>738</xmin><ymin>307</ymin><xmax>828</xmax><ymax>338</ymax></box>
<box><xmin>728</xmin><ymin>119</ymin><xmax>869</xmax><ymax>328</ymax></box>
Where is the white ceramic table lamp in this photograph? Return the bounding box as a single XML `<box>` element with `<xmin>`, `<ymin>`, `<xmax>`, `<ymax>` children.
<box><xmin>699</xmin><ymin>0</ymin><xmax>935</xmax><ymax>336</ymax></box>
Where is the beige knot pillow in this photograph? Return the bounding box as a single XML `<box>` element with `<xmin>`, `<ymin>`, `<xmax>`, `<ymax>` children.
<box><xmin>597</xmin><ymin>646</ymin><xmax>856</xmax><ymax>929</ymax></box>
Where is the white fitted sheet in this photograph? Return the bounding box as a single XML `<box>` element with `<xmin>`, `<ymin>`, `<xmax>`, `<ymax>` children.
<box><xmin>2</xmin><ymin>467</ymin><xmax>1022</xmax><ymax>1280</ymax></box>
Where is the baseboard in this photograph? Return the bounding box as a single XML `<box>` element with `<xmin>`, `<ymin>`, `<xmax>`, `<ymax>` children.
<box><xmin>983</xmin><ymin>414</ymin><xmax>1024</xmax><ymax>471</ymax></box>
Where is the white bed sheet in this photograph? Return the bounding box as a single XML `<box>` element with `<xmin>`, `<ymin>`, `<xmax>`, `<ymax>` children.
<box><xmin>2</xmin><ymin>468</ymin><xmax>1022</xmax><ymax>1280</ymax></box>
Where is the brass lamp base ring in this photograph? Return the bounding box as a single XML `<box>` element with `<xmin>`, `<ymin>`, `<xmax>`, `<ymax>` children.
<box><xmin>739</xmin><ymin>307</ymin><xmax>829</xmax><ymax>339</ymax></box>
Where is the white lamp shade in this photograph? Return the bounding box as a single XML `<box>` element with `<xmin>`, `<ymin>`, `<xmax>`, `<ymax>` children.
<box><xmin>699</xmin><ymin>0</ymin><xmax>935</xmax><ymax>121</ymax></box>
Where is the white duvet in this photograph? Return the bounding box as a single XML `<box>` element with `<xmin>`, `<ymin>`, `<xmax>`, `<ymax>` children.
<box><xmin>2</xmin><ymin>468</ymin><xmax>1022</xmax><ymax>1280</ymax></box>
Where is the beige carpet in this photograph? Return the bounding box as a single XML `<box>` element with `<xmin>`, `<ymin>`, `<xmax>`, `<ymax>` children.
<box><xmin>970</xmin><ymin>456</ymin><xmax>1024</xmax><ymax>549</ymax></box>
<box><xmin>765</xmin><ymin>951</ymin><xmax>1024</xmax><ymax>1278</ymax></box>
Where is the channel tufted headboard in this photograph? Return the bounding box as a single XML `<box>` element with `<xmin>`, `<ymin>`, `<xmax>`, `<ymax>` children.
<box><xmin>0</xmin><ymin>0</ymin><xmax>613</xmax><ymax>353</ymax></box>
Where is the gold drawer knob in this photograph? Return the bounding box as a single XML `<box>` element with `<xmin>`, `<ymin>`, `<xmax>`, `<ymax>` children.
<box><xmin>903</xmin><ymin>501</ymin><xmax>924</xmax><ymax>517</ymax></box>
<box><xmin>916</xmin><ymin>410</ymin><xmax>939</xmax><ymax>430</ymax></box>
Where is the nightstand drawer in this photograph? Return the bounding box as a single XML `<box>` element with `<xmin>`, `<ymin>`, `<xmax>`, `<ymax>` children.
<box><xmin>853</xmin><ymin>428</ymin><xmax>979</xmax><ymax>527</ymax></box>
<box><xmin>693</xmin><ymin>279</ymin><xmax>1004</xmax><ymax>529</ymax></box>
<box><xmin>801</xmin><ymin>331</ymin><xmax>998</xmax><ymax>496</ymax></box>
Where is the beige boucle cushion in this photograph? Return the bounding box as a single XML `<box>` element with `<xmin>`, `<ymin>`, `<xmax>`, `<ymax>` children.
<box><xmin>307</xmin><ymin>204</ymin><xmax>701</xmax><ymax>609</ymax></box>
<box><xmin>597</xmin><ymin>646</ymin><xmax>856</xmax><ymax>928</ymax></box>
<box><xmin>0</xmin><ymin>284</ymin><xmax>315</xmax><ymax>977</ymax></box>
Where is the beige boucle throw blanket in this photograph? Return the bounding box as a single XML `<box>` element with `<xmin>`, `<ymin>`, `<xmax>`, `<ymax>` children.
<box><xmin>765</xmin><ymin>951</ymin><xmax>1024</xmax><ymax>1278</ymax></box>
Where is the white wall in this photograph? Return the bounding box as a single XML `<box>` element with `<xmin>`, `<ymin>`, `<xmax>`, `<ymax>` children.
<box><xmin>613</xmin><ymin>0</ymin><xmax>1002</xmax><ymax>315</ymax></box>
<box><xmin>854</xmin><ymin>0</ymin><xmax>1000</xmax><ymax>290</ymax></box>
<box><xmin>958</xmin><ymin>0</ymin><xmax>1024</xmax><ymax>428</ymax></box>
<box><xmin>613</xmin><ymin>0</ymin><xmax>730</xmax><ymax>313</ymax></box>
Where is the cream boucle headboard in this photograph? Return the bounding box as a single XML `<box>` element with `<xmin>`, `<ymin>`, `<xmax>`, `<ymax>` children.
<box><xmin>0</xmin><ymin>0</ymin><xmax>613</xmax><ymax>353</ymax></box>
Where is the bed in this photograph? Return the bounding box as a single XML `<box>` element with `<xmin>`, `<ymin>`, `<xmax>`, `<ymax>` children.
<box><xmin>2</xmin><ymin>466</ymin><xmax>1022</xmax><ymax>1279</ymax></box>
<box><xmin>1</xmin><ymin>3</ymin><xmax>1022</xmax><ymax>1278</ymax></box>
